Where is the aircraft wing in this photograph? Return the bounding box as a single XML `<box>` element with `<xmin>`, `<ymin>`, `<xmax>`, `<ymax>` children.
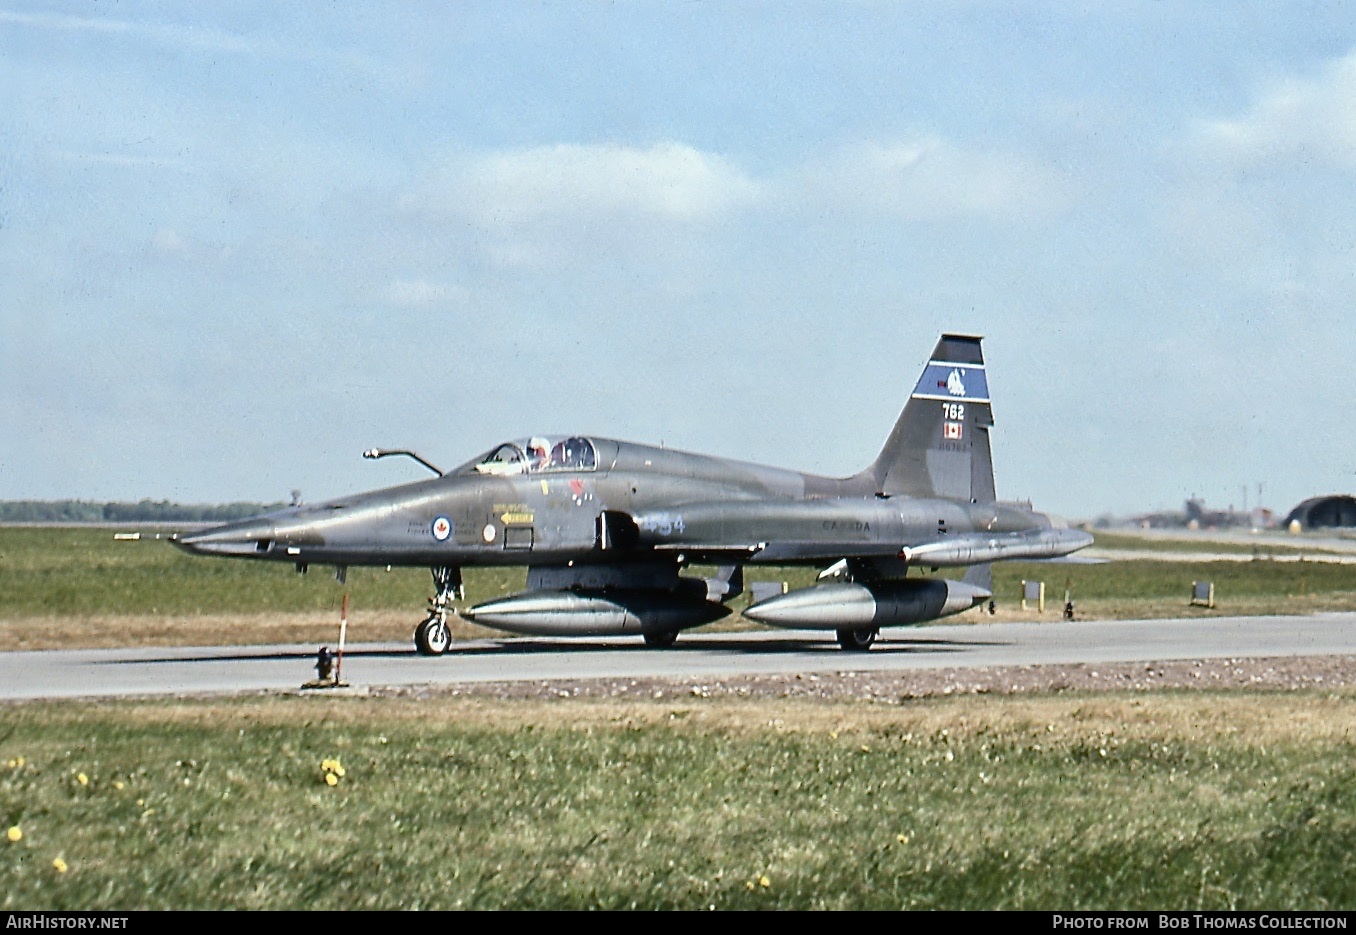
<box><xmin>630</xmin><ymin>500</ymin><xmax>1093</xmax><ymax>567</ymax></box>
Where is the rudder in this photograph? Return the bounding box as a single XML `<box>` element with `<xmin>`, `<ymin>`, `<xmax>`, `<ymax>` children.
<box><xmin>868</xmin><ymin>334</ymin><xmax>996</xmax><ymax>502</ymax></box>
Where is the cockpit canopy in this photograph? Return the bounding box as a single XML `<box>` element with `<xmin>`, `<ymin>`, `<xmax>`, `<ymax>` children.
<box><xmin>468</xmin><ymin>436</ymin><xmax>598</xmax><ymax>476</ymax></box>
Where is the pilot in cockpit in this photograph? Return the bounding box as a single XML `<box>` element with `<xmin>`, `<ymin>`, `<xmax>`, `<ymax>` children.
<box><xmin>527</xmin><ymin>437</ymin><xmax>551</xmax><ymax>472</ymax></box>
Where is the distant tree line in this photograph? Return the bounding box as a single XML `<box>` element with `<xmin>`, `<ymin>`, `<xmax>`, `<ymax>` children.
<box><xmin>0</xmin><ymin>500</ymin><xmax>287</xmax><ymax>524</ymax></box>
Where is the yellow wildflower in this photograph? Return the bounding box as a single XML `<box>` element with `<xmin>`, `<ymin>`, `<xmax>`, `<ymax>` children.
<box><xmin>76</xmin><ymin>773</ymin><xmax>88</xmax><ymax>786</ymax></box>
<box><xmin>52</xmin><ymin>857</ymin><xmax>67</xmax><ymax>873</ymax></box>
<box><xmin>325</xmin><ymin>772</ymin><xmax>338</xmax><ymax>786</ymax></box>
<box><xmin>112</xmin><ymin>781</ymin><xmax>125</xmax><ymax>791</ymax></box>
<box><xmin>896</xmin><ymin>834</ymin><xmax>909</xmax><ymax>845</ymax></box>
<box><xmin>6</xmin><ymin>826</ymin><xmax>21</xmax><ymax>843</ymax></box>
<box><xmin>759</xmin><ymin>875</ymin><xmax>770</xmax><ymax>888</ymax></box>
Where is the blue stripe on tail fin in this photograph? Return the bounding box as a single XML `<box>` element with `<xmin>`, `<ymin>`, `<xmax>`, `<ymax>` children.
<box><xmin>867</xmin><ymin>334</ymin><xmax>997</xmax><ymax>503</ymax></box>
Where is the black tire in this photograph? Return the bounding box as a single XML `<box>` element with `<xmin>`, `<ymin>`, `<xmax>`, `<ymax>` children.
<box><xmin>414</xmin><ymin>617</ymin><xmax>451</xmax><ymax>656</ymax></box>
<box><xmin>836</xmin><ymin>627</ymin><xmax>878</xmax><ymax>652</ymax></box>
<box><xmin>643</xmin><ymin>629</ymin><xmax>679</xmax><ymax>648</ymax></box>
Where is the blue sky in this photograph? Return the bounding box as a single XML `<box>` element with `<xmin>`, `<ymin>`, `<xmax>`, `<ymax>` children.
<box><xmin>3</xmin><ymin>1</ymin><xmax>1354</xmax><ymax>520</ymax></box>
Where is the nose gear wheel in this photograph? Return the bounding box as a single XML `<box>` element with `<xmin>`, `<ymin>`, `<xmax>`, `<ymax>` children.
<box><xmin>414</xmin><ymin>566</ymin><xmax>462</xmax><ymax>656</ymax></box>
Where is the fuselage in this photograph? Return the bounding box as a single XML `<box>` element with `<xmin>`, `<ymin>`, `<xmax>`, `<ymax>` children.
<box><xmin>172</xmin><ymin>434</ymin><xmax>1063</xmax><ymax>569</ymax></box>
<box><xmin>171</xmin><ymin>332</ymin><xmax>1098</xmax><ymax>652</ymax></box>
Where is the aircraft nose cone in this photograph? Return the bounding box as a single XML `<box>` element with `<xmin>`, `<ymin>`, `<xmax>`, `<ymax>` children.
<box><xmin>171</xmin><ymin>519</ymin><xmax>278</xmax><ymax>557</ymax></box>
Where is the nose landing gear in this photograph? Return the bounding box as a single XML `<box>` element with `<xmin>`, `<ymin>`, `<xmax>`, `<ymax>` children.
<box><xmin>414</xmin><ymin>565</ymin><xmax>463</xmax><ymax>656</ymax></box>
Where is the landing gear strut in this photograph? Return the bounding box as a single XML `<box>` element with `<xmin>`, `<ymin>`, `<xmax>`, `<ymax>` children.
<box><xmin>415</xmin><ymin>565</ymin><xmax>462</xmax><ymax>656</ymax></box>
<box><xmin>836</xmin><ymin>627</ymin><xmax>878</xmax><ymax>652</ymax></box>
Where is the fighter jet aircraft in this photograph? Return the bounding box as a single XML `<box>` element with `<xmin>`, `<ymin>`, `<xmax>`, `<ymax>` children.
<box><xmin>173</xmin><ymin>334</ymin><xmax>1092</xmax><ymax>653</ymax></box>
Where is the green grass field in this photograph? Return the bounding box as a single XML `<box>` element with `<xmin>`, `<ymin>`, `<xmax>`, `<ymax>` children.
<box><xmin>0</xmin><ymin>527</ymin><xmax>433</xmax><ymax>617</ymax></box>
<box><xmin>2</xmin><ymin>527</ymin><xmax>1354</xmax><ymax>910</ymax></box>
<box><xmin>3</xmin><ymin>691</ymin><xmax>1353</xmax><ymax>910</ymax></box>
<box><xmin>3</xmin><ymin>527</ymin><xmax>1356</xmax><ymax>651</ymax></box>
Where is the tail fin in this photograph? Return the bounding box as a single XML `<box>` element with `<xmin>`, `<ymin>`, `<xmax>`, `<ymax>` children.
<box><xmin>867</xmin><ymin>334</ymin><xmax>996</xmax><ymax>502</ymax></box>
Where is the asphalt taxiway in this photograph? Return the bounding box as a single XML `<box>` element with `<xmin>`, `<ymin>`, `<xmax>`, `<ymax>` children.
<box><xmin>2</xmin><ymin>612</ymin><xmax>1354</xmax><ymax>701</ymax></box>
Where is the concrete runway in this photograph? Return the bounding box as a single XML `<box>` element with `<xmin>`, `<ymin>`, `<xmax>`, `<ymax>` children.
<box><xmin>3</xmin><ymin>612</ymin><xmax>1355</xmax><ymax>701</ymax></box>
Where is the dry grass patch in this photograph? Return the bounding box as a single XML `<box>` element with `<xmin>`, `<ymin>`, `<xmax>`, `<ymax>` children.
<box><xmin>25</xmin><ymin>688</ymin><xmax>1351</xmax><ymax>747</ymax></box>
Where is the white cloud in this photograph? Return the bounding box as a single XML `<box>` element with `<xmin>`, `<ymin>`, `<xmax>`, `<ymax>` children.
<box><xmin>0</xmin><ymin>10</ymin><xmax>134</xmax><ymax>35</ymax></box>
<box><xmin>423</xmin><ymin>142</ymin><xmax>762</xmax><ymax>225</ymax></box>
<box><xmin>382</xmin><ymin>135</ymin><xmax>1077</xmax><ymax>290</ymax></box>
<box><xmin>1</xmin><ymin>9</ymin><xmax>256</xmax><ymax>55</ymax></box>
<box><xmin>798</xmin><ymin>137</ymin><xmax>1066</xmax><ymax>221</ymax></box>
<box><xmin>0</xmin><ymin>9</ymin><xmax>377</xmax><ymax>72</ymax></box>
<box><xmin>403</xmin><ymin>137</ymin><xmax>1063</xmax><ymax>277</ymax></box>
<box><xmin>1195</xmin><ymin>51</ymin><xmax>1356</xmax><ymax>168</ymax></box>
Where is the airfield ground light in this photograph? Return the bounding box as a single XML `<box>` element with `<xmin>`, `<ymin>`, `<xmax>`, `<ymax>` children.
<box><xmin>315</xmin><ymin>646</ymin><xmax>334</xmax><ymax>682</ymax></box>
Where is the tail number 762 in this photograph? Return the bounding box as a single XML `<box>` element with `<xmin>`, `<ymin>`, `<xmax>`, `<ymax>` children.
<box><xmin>940</xmin><ymin>403</ymin><xmax>965</xmax><ymax>421</ymax></box>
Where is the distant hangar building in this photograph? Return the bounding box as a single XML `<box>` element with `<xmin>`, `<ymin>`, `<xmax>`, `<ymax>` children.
<box><xmin>1283</xmin><ymin>495</ymin><xmax>1356</xmax><ymax>532</ymax></box>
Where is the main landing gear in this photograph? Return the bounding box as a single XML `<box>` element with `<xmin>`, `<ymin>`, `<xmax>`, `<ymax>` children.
<box><xmin>414</xmin><ymin>566</ymin><xmax>463</xmax><ymax>656</ymax></box>
<box><xmin>836</xmin><ymin>627</ymin><xmax>878</xmax><ymax>652</ymax></box>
